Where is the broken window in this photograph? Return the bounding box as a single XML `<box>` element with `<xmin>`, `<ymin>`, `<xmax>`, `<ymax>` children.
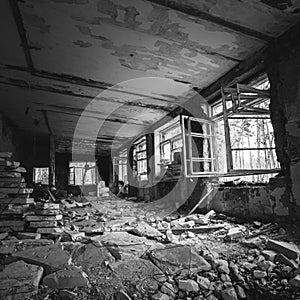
<box><xmin>33</xmin><ymin>167</ymin><xmax>49</xmax><ymax>184</ymax></box>
<box><xmin>154</xmin><ymin>114</ymin><xmax>217</xmax><ymax>179</ymax></box>
<box><xmin>212</xmin><ymin>80</ymin><xmax>280</xmax><ymax>182</ymax></box>
<box><xmin>133</xmin><ymin>136</ymin><xmax>148</xmax><ymax>181</ymax></box>
<box><xmin>182</xmin><ymin>116</ymin><xmax>217</xmax><ymax>176</ymax></box>
<box><xmin>113</xmin><ymin>149</ymin><xmax>128</xmax><ymax>183</ymax></box>
<box><xmin>69</xmin><ymin>162</ymin><xmax>96</xmax><ymax>185</ymax></box>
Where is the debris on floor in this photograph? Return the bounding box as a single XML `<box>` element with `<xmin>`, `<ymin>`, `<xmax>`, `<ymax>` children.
<box><xmin>0</xmin><ymin>154</ymin><xmax>300</xmax><ymax>299</ymax></box>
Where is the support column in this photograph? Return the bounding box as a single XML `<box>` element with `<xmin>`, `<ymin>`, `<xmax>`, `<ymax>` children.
<box><xmin>49</xmin><ymin>135</ymin><xmax>56</xmax><ymax>186</ymax></box>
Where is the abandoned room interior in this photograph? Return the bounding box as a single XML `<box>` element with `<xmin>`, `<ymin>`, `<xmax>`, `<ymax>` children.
<box><xmin>1</xmin><ymin>0</ymin><xmax>300</xmax><ymax>299</ymax></box>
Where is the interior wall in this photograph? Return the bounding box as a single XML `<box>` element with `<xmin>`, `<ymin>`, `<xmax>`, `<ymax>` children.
<box><xmin>266</xmin><ymin>25</ymin><xmax>300</xmax><ymax>222</ymax></box>
<box><xmin>0</xmin><ymin>113</ymin><xmax>22</xmax><ymax>161</ymax></box>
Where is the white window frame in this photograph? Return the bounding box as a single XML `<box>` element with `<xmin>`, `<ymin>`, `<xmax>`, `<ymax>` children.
<box><xmin>33</xmin><ymin>167</ymin><xmax>49</xmax><ymax>184</ymax></box>
<box><xmin>212</xmin><ymin>82</ymin><xmax>280</xmax><ymax>177</ymax></box>
<box><xmin>69</xmin><ymin>161</ymin><xmax>97</xmax><ymax>186</ymax></box>
<box><xmin>113</xmin><ymin>149</ymin><xmax>128</xmax><ymax>183</ymax></box>
<box><xmin>154</xmin><ymin>115</ymin><xmax>218</xmax><ymax>179</ymax></box>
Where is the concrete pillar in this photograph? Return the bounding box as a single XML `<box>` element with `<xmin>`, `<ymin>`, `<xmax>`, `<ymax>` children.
<box><xmin>266</xmin><ymin>23</ymin><xmax>300</xmax><ymax>221</ymax></box>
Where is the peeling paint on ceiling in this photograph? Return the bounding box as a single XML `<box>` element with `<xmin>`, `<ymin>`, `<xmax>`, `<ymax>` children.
<box><xmin>0</xmin><ymin>0</ymin><xmax>299</xmax><ymax>151</ymax></box>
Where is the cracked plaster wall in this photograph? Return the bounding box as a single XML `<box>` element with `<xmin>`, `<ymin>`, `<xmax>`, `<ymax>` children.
<box><xmin>266</xmin><ymin>26</ymin><xmax>300</xmax><ymax>222</ymax></box>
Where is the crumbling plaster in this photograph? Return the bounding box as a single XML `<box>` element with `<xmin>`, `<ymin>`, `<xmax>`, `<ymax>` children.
<box><xmin>266</xmin><ymin>25</ymin><xmax>300</xmax><ymax>221</ymax></box>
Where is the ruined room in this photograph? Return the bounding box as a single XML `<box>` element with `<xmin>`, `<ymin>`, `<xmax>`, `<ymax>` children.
<box><xmin>0</xmin><ymin>0</ymin><xmax>300</xmax><ymax>299</ymax></box>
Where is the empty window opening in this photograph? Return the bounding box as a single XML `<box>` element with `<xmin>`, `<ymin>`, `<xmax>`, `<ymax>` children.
<box><xmin>212</xmin><ymin>79</ymin><xmax>280</xmax><ymax>182</ymax></box>
<box><xmin>154</xmin><ymin>113</ymin><xmax>217</xmax><ymax>180</ymax></box>
<box><xmin>33</xmin><ymin>167</ymin><xmax>49</xmax><ymax>184</ymax></box>
<box><xmin>69</xmin><ymin>161</ymin><xmax>96</xmax><ymax>185</ymax></box>
<box><xmin>113</xmin><ymin>149</ymin><xmax>128</xmax><ymax>184</ymax></box>
<box><xmin>133</xmin><ymin>136</ymin><xmax>148</xmax><ymax>181</ymax></box>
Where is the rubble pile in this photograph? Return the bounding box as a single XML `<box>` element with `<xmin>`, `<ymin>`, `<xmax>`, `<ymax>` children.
<box><xmin>0</xmin><ymin>159</ymin><xmax>300</xmax><ymax>300</ymax></box>
<box><xmin>25</xmin><ymin>202</ymin><xmax>64</xmax><ymax>236</ymax></box>
<box><xmin>0</xmin><ymin>192</ymin><xmax>299</xmax><ymax>300</ymax></box>
<box><xmin>0</xmin><ymin>152</ymin><xmax>33</xmax><ymax>233</ymax></box>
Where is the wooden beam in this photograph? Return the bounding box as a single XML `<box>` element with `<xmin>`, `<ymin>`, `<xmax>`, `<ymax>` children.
<box><xmin>9</xmin><ymin>0</ymin><xmax>34</xmax><ymax>72</ymax></box>
<box><xmin>147</xmin><ymin>0</ymin><xmax>274</xmax><ymax>42</ymax></box>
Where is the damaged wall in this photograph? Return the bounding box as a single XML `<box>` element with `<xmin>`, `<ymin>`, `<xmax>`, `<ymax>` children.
<box><xmin>266</xmin><ymin>24</ymin><xmax>300</xmax><ymax>222</ymax></box>
<box><xmin>0</xmin><ymin>113</ymin><xmax>22</xmax><ymax>161</ymax></box>
<box><xmin>210</xmin><ymin>180</ymin><xmax>289</xmax><ymax>222</ymax></box>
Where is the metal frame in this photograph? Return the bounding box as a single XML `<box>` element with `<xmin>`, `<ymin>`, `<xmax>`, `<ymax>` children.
<box><xmin>217</xmin><ymin>83</ymin><xmax>280</xmax><ymax>174</ymax></box>
<box><xmin>181</xmin><ymin>115</ymin><xmax>218</xmax><ymax>177</ymax></box>
<box><xmin>68</xmin><ymin>162</ymin><xmax>97</xmax><ymax>186</ymax></box>
<box><xmin>133</xmin><ymin>137</ymin><xmax>147</xmax><ymax>176</ymax></box>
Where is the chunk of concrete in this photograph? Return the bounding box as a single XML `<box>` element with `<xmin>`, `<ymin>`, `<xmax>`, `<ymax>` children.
<box><xmin>17</xmin><ymin>232</ymin><xmax>41</xmax><ymax>240</ymax></box>
<box><xmin>12</xmin><ymin>243</ymin><xmax>71</xmax><ymax>274</ymax></box>
<box><xmin>227</xmin><ymin>227</ymin><xmax>243</xmax><ymax>240</ymax></box>
<box><xmin>289</xmin><ymin>275</ymin><xmax>300</xmax><ymax>287</ymax></box>
<box><xmin>197</xmin><ymin>275</ymin><xmax>210</xmax><ymax>289</ymax></box>
<box><xmin>150</xmin><ymin>245</ymin><xmax>211</xmax><ymax>274</ymax></box>
<box><xmin>160</xmin><ymin>282</ymin><xmax>176</xmax><ymax>297</ymax></box>
<box><xmin>267</xmin><ymin>239</ymin><xmax>300</xmax><ymax>260</ymax></box>
<box><xmin>131</xmin><ymin>222</ymin><xmax>163</xmax><ymax>238</ymax></box>
<box><xmin>178</xmin><ymin>279</ymin><xmax>199</xmax><ymax>292</ymax></box>
<box><xmin>152</xmin><ymin>292</ymin><xmax>170</xmax><ymax>300</ymax></box>
<box><xmin>92</xmin><ymin>232</ymin><xmax>151</xmax><ymax>260</ymax></box>
<box><xmin>253</xmin><ymin>270</ymin><xmax>267</xmax><ymax>278</ymax></box>
<box><xmin>0</xmin><ymin>239</ymin><xmax>53</xmax><ymax>255</ymax></box>
<box><xmin>274</xmin><ymin>254</ymin><xmax>299</xmax><ymax>269</ymax></box>
<box><xmin>221</xmin><ymin>286</ymin><xmax>238</xmax><ymax>300</ymax></box>
<box><xmin>73</xmin><ymin>243</ymin><xmax>115</xmax><ymax>271</ymax></box>
<box><xmin>110</xmin><ymin>258</ymin><xmax>166</xmax><ymax>290</ymax></box>
<box><xmin>0</xmin><ymin>260</ymin><xmax>43</xmax><ymax>299</ymax></box>
<box><xmin>261</xmin><ymin>250</ymin><xmax>277</xmax><ymax>262</ymax></box>
<box><xmin>43</xmin><ymin>266</ymin><xmax>89</xmax><ymax>289</ymax></box>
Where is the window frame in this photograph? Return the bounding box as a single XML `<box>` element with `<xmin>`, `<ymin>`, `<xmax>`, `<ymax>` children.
<box><xmin>113</xmin><ymin>149</ymin><xmax>128</xmax><ymax>183</ymax></box>
<box><xmin>33</xmin><ymin>167</ymin><xmax>49</xmax><ymax>184</ymax></box>
<box><xmin>68</xmin><ymin>161</ymin><xmax>97</xmax><ymax>186</ymax></box>
<box><xmin>212</xmin><ymin>82</ymin><xmax>280</xmax><ymax>176</ymax></box>
<box><xmin>133</xmin><ymin>136</ymin><xmax>148</xmax><ymax>180</ymax></box>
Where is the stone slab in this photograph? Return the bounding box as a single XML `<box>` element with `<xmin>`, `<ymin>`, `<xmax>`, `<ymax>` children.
<box><xmin>150</xmin><ymin>245</ymin><xmax>211</xmax><ymax>274</ymax></box>
<box><xmin>12</xmin><ymin>243</ymin><xmax>71</xmax><ymax>274</ymax></box>
<box><xmin>267</xmin><ymin>239</ymin><xmax>300</xmax><ymax>260</ymax></box>
<box><xmin>43</xmin><ymin>266</ymin><xmax>89</xmax><ymax>289</ymax></box>
<box><xmin>73</xmin><ymin>243</ymin><xmax>115</xmax><ymax>271</ymax></box>
<box><xmin>0</xmin><ymin>260</ymin><xmax>43</xmax><ymax>300</ymax></box>
<box><xmin>0</xmin><ymin>239</ymin><xmax>53</xmax><ymax>255</ymax></box>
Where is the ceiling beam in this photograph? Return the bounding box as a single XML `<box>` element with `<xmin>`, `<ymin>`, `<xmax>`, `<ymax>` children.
<box><xmin>9</xmin><ymin>0</ymin><xmax>34</xmax><ymax>72</ymax></box>
<box><xmin>147</xmin><ymin>0</ymin><xmax>274</xmax><ymax>42</ymax></box>
<box><xmin>5</xmin><ymin>64</ymin><xmax>185</xmax><ymax>105</ymax></box>
<box><xmin>0</xmin><ymin>69</ymin><xmax>173</xmax><ymax>112</ymax></box>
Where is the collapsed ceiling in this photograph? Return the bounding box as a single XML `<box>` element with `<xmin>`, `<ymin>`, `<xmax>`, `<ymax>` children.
<box><xmin>0</xmin><ymin>0</ymin><xmax>299</xmax><ymax>152</ymax></box>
